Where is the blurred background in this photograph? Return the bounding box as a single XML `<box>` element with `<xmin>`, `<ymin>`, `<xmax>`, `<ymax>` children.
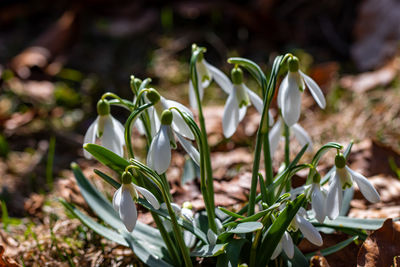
<box><xmin>1</xmin><ymin>0</ymin><xmax>400</xmax><ymax>265</ymax></box>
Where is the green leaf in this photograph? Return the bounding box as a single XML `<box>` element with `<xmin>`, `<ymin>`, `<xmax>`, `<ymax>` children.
<box><xmin>60</xmin><ymin>199</ymin><xmax>128</xmax><ymax>246</ymax></box>
<box><xmin>83</xmin><ymin>144</ymin><xmax>129</xmax><ymax>174</ymax></box>
<box><xmin>181</xmin><ymin>157</ymin><xmax>199</xmax><ymax>185</ymax></box>
<box><xmin>122</xmin><ymin>232</ymin><xmax>174</xmax><ymax>267</ymax></box>
<box><xmin>216</xmin><ymin>239</ymin><xmax>247</xmax><ymax>267</ymax></box>
<box><xmin>227</xmin><ymin>222</ymin><xmax>263</xmax><ymax>234</ymax></box>
<box><xmin>93</xmin><ymin>169</ymin><xmax>121</xmax><ymax>189</ymax></box>
<box><xmin>258</xmin><ymin>194</ymin><xmax>307</xmax><ymax>265</ymax></box>
<box><xmin>190</xmin><ymin>243</ymin><xmax>227</xmax><ymax>257</ymax></box>
<box><xmin>284</xmin><ymin>246</ymin><xmax>308</xmax><ymax>267</ymax></box>
<box><xmin>305</xmin><ymin>236</ymin><xmax>358</xmax><ymax>259</ymax></box>
<box><xmin>314</xmin><ymin>216</ymin><xmax>385</xmax><ymax>230</ymax></box>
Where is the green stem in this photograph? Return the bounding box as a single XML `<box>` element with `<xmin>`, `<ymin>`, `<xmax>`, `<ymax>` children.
<box><xmin>190</xmin><ymin>48</ymin><xmax>217</xmax><ymax>233</ymax></box>
<box><xmin>284</xmin><ymin>123</ymin><xmax>291</xmax><ymax>192</ymax></box>
<box><xmin>124</xmin><ymin>103</ymin><xmax>154</xmax><ymax>159</ymax></box>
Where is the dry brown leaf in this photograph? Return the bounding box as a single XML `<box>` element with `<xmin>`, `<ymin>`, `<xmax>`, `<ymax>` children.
<box><xmin>3</xmin><ymin>110</ymin><xmax>34</xmax><ymax>130</ymax></box>
<box><xmin>0</xmin><ymin>245</ymin><xmax>20</xmax><ymax>267</ymax></box>
<box><xmin>310</xmin><ymin>254</ymin><xmax>331</xmax><ymax>267</ymax></box>
<box><xmin>357</xmin><ymin>219</ymin><xmax>400</xmax><ymax>267</ymax></box>
<box><xmin>340</xmin><ymin>58</ymin><xmax>400</xmax><ymax>93</ymax></box>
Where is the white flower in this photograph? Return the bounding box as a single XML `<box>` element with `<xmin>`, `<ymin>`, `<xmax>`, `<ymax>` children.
<box><xmin>113</xmin><ymin>180</ymin><xmax>160</xmax><ymax>232</ymax></box>
<box><xmin>147</xmin><ymin>110</ymin><xmax>200</xmax><ymax>174</ymax></box>
<box><xmin>83</xmin><ymin>114</ymin><xmax>125</xmax><ymax>159</ymax></box>
<box><xmin>189</xmin><ymin>58</ymin><xmax>232</xmax><ymax>109</ymax></box>
<box><xmin>289</xmin><ymin>208</ymin><xmax>323</xmax><ymax>246</ymax></box>
<box><xmin>269</xmin><ymin>119</ymin><xmax>313</xmax><ymax>157</ymax></box>
<box><xmin>326</xmin><ymin>155</ymin><xmax>380</xmax><ymax>220</ymax></box>
<box><xmin>271</xmin><ymin>231</ymin><xmax>294</xmax><ymax>259</ymax></box>
<box><xmin>220</xmin><ymin>67</ymin><xmax>273</xmax><ymax>138</ymax></box>
<box><xmin>309</xmin><ymin>182</ymin><xmax>327</xmax><ymax>223</ymax></box>
<box><xmin>277</xmin><ymin>59</ymin><xmax>326</xmax><ymax>127</ymax></box>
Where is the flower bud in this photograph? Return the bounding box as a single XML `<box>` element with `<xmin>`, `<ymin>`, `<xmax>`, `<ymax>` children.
<box><xmin>146</xmin><ymin>88</ymin><xmax>161</xmax><ymax>104</ymax></box>
<box><xmin>335</xmin><ymin>153</ymin><xmax>346</xmax><ymax>169</ymax></box>
<box><xmin>160</xmin><ymin>110</ymin><xmax>173</xmax><ymax>125</ymax></box>
<box><xmin>288</xmin><ymin>57</ymin><xmax>299</xmax><ymax>72</ymax></box>
<box><xmin>121</xmin><ymin>171</ymin><xmax>133</xmax><ymax>184</ymax></box>
<box><xmin>231</xmin><ymin>67</ymin><xmax>243</xmax><ymax>85</ymax></box>
<box><xmin>97</xmin><ymin>99</ymin><xmax>110</xmax><ymax>116</ymax></box>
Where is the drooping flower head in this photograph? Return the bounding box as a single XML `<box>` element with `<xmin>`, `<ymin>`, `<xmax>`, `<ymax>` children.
<box><xmin>189</xmin><ymin>45</ymin><xmax>234</xmax><ymax>109</ymax></box>
<box><xmin>326</xmin><ymin>153</ymin><xmax>380</xmax><ymax>220</ymax></box>
<box><xmin>278</xmin><ymin>56</ymin><xmax>326</xmax><ymax>127</ymax></box>
<box><xmin>222</xmin><ymin>67</ymin><xmax>271</xmax><ymax>138</ymax></box>
<box><xmin>147</xmin><ymin>109</ymin><xmax>200</xmax><ymax>174</ymax></box>
<box><xmin>112</xmin><ymin>171</ymin><xmax>160</xmax><ymax>232</ymax></box>
<box><xmin>307</xmin><ymin>171</ymin><xmax>327</xmax><ymax>223</ymax></box>
<box><xmin>84</xmin><ymin>99</ymin><xmax>125</xmax><ymax>159</ymax></box>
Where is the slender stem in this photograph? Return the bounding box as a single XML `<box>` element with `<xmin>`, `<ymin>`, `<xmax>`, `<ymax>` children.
<box><xmin>124</xmin><ymin>103</ymin><xmax>154</xmax><ymax>159</ymax></box>
<box><xmin>284</xmin><ymin>123</ymin><xmax>291</xmax><ymax>192</ymax></box>
<box><xmin>190</xmin><ymin>48</ymin><xmax>217</xmax><ymax>232</ymax></box>
<box><xmin>248</xmin><ymin>130</ymin><xmax>264</xmax><ymax>216</ymax></box>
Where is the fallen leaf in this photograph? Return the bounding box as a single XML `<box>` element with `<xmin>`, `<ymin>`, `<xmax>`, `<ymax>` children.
<box><xmin>357</xmin><ymin>219</ymin><xmax>400</xmax><ymax>267</ymax></box>
<box><xmin>0</xmin><ymin>245</ymin><xmax>20</xmax><ymax>267</ymax></box>
<box><xmin>310</xmin><ymin>254</ymin><xmax>331</xmax><ymax>267</ymax></box>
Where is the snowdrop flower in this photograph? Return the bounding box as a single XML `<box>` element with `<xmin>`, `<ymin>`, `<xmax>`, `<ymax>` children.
<box><xmin>289</xmin><ymin>207</ymin><xmax>323</xmax><ymax>246</ymax></box>
<box><xmin>147</xmin><ymin>110</ymin><xmax>200</xmax><ymax>174</ymax></box>
<box><xmin>269</xmin><ymin>118</ymin><xmax>313</xmax><ymax>157</ymax></box>
<box><xmin>189</xmin><ymin>46</ymin><xmax>233</xmax><ymax>109</ymax></box>
<box><xmin>221</xmin><ymin>67</ymin><xmax>273</xmax><ymax>138</ymax></box>
<box><xmin>113</xmin><ymin>171</ymin><xmax>160</xmax><ymax>232</ymax></box>
<box><xmin>326</xmin><ymin>153</ymin><xmax>380</xmax><ymax>220</ymax></box>
<box><xmin>84</xmin><ymin>99</ymin><xmax>125</xmax><ymax>159</ymax></box>
<box><xmin>149</xmin><ymin>89</ymin><xmax>195</xmax><ymax>140</ymax></box>
<box><xmin>278</xmin><ymin>57</ymin><xmax>326</xmax><ymax>127</ymax></box>
<box><xmin>308</xmin><ymin>172</ymin><xmax>327</xmax><ymax>223</ymax></box>
<box><xmin>271</xmin><ymin>231</ymin><xmax>294</xmax><ymax>259</ymax></box>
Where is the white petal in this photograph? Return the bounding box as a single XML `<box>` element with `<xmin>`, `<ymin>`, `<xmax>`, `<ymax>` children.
<box><xmin>311</xmin><ymin>184</ymin><xmax>326</xmax><ymax>223</ymax></box>
<box><xmin>119</xmin><ymin>186</ymin><xmax>138</xmax><ymax>232</ymax></box>
<box><xmin>300</xmin><ymin>71</ymin><xmax>326</xmax><ymax>109</ymax></box>
<box><xmin>101</xmin><ymin>115</ymin><xmax>124</xmax><ymax>157</ymax></box>
<box><xmin>326</xmin><ymin>173</ymin><xmax>342</xmax><ymax>220</ymax></box>
<box><xmin>296</xmin><ymin>215</ymin><xmax>323</xmax><ymax>246</ymax></box>
<box><xmin>281</xmin><ymin>73</ymin><xmax>302</xmax><ymax>127</ymax></box>
<box><xmin>238</xmin><ymin>106</ymin><xmax>247</xmax><ymax>123</ymax></box>
<box><xmin>134</xmin><ymin>185</ymin><xmax>160</xmax><ymax>209</ymax></box>
<box><xmin>282</xmin><ymin>231</ymin><xmax>294</xmax><ymax>259</ymax></box>
<box><xmin>291</xmin><ymin>123</ymin><xmax>313</xmax><ymax>152</ymax></box>
<box><xmin>204</xmin><ymin>60</ymin><xmax>232</xmax><ymax>94</ymax></box>
<box><xmin>189</xmin><ymin>80</ymin><xmax>198</xmax><ymax>109</ymax></box>
<box><xmin>175</xmin><ymin>132</ymin><xmax>200</xmax><ymax>165</ymax></box>
<box><xmin>269</xmin><ymin>120</ymin><xmax>282</xmax><ymax>157</ymax></box>
<box><xmin>198</xmin><ymin>59</ymin><xmax>212</xmax><ymax>88</ymax></box>
<box><xmin>271</xmin><ymin>239</ymin><xmax>283</xmax><ymax>260</ymax></box>
<box><xmin>346</xmin><ymin>167</ymin><xmax>380</xmax><ymax>203</ymax></box>
<box><xmin>149</xmin><ymin>107</ymin><xmax>160</xmax><ymax>138</ymax></box>
<box><xmin>269</xmin><ymin>110</ymin><xmax>274</xmax><ymax>126</ymax></box>
<box><xmin>161</xmin><ymin>98</ymin><xmax>195</xmax><ymax>140</ymax></box>
<box><xmin>245</xmin><ymin>85</ymin><xmax>263</xmax><ymax>114</ymax></box>
<box><xmin>222</xmin><ymin>90</ymin><xmax>240</xmax><ymax>138</ymax></box>
<box><xmin>112</xmin><ymin>187</ymin><xmax>122</xmax><ymax>211</ymax></box>
<box><xmin>83</xmin><ymin>117</ymin><xmax>99</xmax><ymax>159</ymax></box>
<box><xmin>147</xmin><ymin>125</ymin><xmax>171</xmax><ymax>174</ymax></box>
<box><xmin>277</xmin><ymin>74</ymin><xmax>288</xmax><ymax>109</ymax></box>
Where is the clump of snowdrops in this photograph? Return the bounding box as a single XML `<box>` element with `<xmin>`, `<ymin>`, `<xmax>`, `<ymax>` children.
<box><xmin>61</xmin><ymin>44</ymin><xmax>381</xmax><ymax>267</ymax></box>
